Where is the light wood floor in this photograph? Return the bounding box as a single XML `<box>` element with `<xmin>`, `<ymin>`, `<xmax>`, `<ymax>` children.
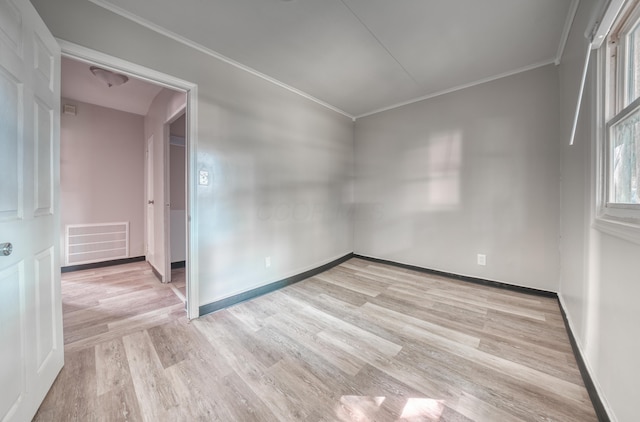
<box><xmin>57</xmin><ymin>262</ymin><xmax>186</xmax><ymax>354</ymax></box>
<box><xmin>34</xmin><ymin>258</ymin><xmax>597</xmax><ymax>421</ymax></box>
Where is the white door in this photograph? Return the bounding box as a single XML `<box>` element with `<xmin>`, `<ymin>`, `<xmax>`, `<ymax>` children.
<box><xmin>146</xmin><ymin>136</ymin><xmax>155</xmax><ymax>259</ymax></box>
<box><xmin>0</xmin><ymin>0</ymin><xmax>63</xmax><ymax>421</ymax></box>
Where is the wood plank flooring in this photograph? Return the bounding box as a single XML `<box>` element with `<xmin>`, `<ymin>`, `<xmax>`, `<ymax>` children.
<box><xmin>58</xmin><ymin>262</ymin><xmax>185</xmax><ymax>354</ymax></box>
<box><xmin>34</xmin><ymin>258</ymin><xmax>597</xmax><ymax>421</ymax></box>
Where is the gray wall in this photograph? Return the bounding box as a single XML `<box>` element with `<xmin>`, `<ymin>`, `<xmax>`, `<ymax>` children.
<box><xmin>60</xmin><ymin>98</ymin><xmax>145</xmax><ymax>260</ymax></box>
<box><xmin>32</xmin><ymin>0</ymin><xmax>354</xmax><ymax>305</ymax></box>
<box><xmin>354</xmin><ymin>65</ymin><xmax>561</xmax><ymax>292</ymax></box>
<box><xmin>559</xmin><ymin>1</ymin><xmax>640</xmax><ymax>420</ymax></box>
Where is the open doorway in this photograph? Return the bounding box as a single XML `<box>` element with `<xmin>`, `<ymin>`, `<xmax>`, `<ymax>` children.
<box><xmin>167</xmin><ymin>111</ymin><xmax>188</xmax><ymax>301</ymax></box>
<box><xmin>143</xmin><ymin>84</ymin><xmax>187</xmax><ymax>285</ymax></box>
<box><xmin>58</xmin><ymin>52</ymin><xmax>196</xmax><ymax>325</ymax></box>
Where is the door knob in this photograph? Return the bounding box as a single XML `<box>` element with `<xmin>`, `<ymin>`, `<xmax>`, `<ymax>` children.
<box><xmin>148</xmin><ymin>200</ymin><xmax>155</xmax><ymax>204</ymax></box>
<box><xmin>1</xmin><ymin>242</ymin><xmax>12</xmax><ymax>256</ymax></box>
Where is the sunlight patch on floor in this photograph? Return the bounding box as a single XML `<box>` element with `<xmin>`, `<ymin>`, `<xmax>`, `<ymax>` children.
<box><xmin>400</xmin><ymin>398</ymin><xmax>445</xmax><ymax>419</ymax></box>
<box><xmin>336</xmin><ymin>395</ymin><xmax>386</xmax><ymax>421</ymax></box>
<box><xmin>336</xmin><ymin>395</ymin><xmax>446</xmax><ymax>421</ymax></box>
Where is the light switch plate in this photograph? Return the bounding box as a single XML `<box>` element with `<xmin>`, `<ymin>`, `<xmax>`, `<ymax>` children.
<box><xmin>199</xmin><ymin>170</ymin><xmax>209</xmax><ymax>186</ymax></box>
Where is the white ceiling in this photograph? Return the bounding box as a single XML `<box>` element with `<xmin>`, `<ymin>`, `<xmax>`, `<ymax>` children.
<box><xmin>90</xmin><ymin>0</ymin><xmax>575</xmax><ymax>118</ymax></box>
<box><xmin>61</xmin><ymin>56</ymin><xmax>163</xmax><ymax>115</ymax></box>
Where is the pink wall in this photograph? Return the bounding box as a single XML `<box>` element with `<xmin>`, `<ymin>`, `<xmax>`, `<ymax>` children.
<box><xmin>60</xmin><ymin>98</ymin><xmax>146</xmax><ymax>261</ymax></box>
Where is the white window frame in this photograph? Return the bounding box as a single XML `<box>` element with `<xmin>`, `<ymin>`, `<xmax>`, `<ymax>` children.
<box><xmin>594</xmin><ymin>0</ymin><xmax>640</xmax><ymax>244</ymax></box>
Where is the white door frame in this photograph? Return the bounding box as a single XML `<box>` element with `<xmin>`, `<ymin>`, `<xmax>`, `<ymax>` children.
<box><xmin>58</xmin><ymin>40</ymin><xmax>200</xmax><ymax>320</ymax></box>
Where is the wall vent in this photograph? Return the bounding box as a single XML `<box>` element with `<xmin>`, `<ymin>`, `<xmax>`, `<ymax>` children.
<box><xmin>65</xmin><ymin>222</ymin><xmax>129</xmax><ymax>266</ymax></box>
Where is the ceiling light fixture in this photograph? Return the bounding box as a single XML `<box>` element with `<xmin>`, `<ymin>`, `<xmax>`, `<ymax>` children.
<box><xmin>89</xmin><ymin>66</ymin><xmax>129</xmax><ymax>88</ymax></box>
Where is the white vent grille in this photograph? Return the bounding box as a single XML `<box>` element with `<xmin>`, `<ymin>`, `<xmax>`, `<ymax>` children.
<box><xmin>65</xmin><ymin>222</ymin><xmax>129</xmax><ymax>266</ymax></box>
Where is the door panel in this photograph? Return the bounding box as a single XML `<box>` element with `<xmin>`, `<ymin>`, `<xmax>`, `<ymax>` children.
<box><xmin>0</xmin><ymin>263</ymin><xmax>26</xmax><ymax>419</ymax></box>
<box><xmin>34</xmin><ymin>98</ymin><xmax>53</xmax><ymax>216</ymax></box>
<box><xmin>34</xmin><ymin>247</ymin><xmax>55</xmax><ymax>371</ymax></box>
<box><xmin>0</xmin><ymin>65</ymin><xmax>22</xmax><ymax>220</ymax></box>
<box><xmin>0</xmin><ymin>0</ymin><xmax>22</xmax><ymax>55</ymax></box>
<box><xmin>33</xmin><ymin>33</ymin><xmax>53</xmax><ymax>90</ymax></box>
<box><xmin>0</xmin><ymin>1</ymin><xmax>62</xmax><ymax>420</ymax></box>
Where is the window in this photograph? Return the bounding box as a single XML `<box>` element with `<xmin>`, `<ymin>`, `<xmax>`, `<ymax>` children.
<box><xmin>608</xmin><ymin>106</ymin><xmax>640</xmax><ymax>205</ymax></box>
<box><xmin>598</xmin><ymin>0</ymin><xmax>640</xmax><ymax>236</ymax></box>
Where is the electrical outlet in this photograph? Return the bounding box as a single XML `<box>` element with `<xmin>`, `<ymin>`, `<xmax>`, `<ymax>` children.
<box><xmin>477</xmin><ymin>254</ymin><xmax>486</xmax><ymax>266</ymax></box>
<box><xmin>265</xmin><ymin>256</ymin><xmax>271</xmax><ymax>268</ymax></box>
<box><xmin>199</xmin><ymin>170</ymin><xmax>209</xmax><ymax>186</ymax></box>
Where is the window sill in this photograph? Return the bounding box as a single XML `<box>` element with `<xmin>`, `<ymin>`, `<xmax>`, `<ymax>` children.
<box><xmin>592</xmin><ymin>216</ymin><xmax>640</xmax><ymax>245</ymax></box>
